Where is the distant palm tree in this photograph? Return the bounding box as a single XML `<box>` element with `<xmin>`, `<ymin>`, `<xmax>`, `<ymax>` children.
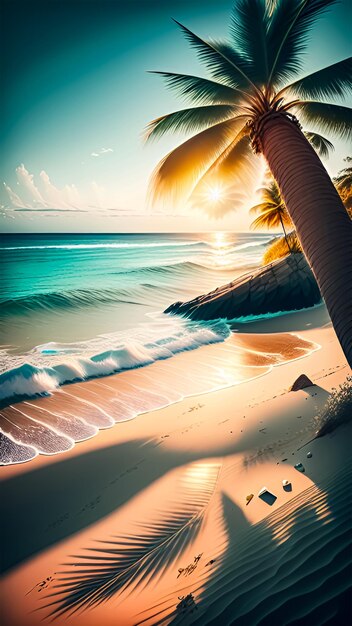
<box><xmin>334</xmin><ymin>156</ymin><xmax>352</xmax><ymax>215</ymax></box>
<box><xmin>250</xmin><ymin>179</ymin><xmax>294</xmax><ymax>251</ymax></box>
<box><xmin>146</xmin><ymin>0</ymin><xmax>352</xmax><ymax>365</ymax></box>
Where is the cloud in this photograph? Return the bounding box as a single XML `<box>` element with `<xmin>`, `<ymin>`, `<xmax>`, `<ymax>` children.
<box><xmin>16</xmin><ymin>164</ymin><xmax>47</xmax><ymax>206</ymax></box>
<box><xmin>90</xmin><ymin>147</ymin><xmax>114</xmax><ymax>158</ymax></box>
<box><xmin>3</xmin><ymin>183</ymin><xmax>28</xmax><ymax>209</ymax></box>
<box><xmin>63</xmin><ymin>184</ymin><xmax>82</xmax><ymax>207</ymax></box>
<box><xmin>2</xmin><ymin>163</ymin><xmax>140</xmax><ymax>219</ymax></box>
<box><xmin>3</xmin><ymin>165</ymin><xmax>92</xmax><ymax>214</ymax></box>
<box><xmin>39</xmin><ymin>170</ymin><xmax>71</xmax><ymax>209</ymax></box>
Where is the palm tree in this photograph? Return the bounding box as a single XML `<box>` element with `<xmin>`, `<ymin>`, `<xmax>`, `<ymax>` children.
<box><xmin>334</xmin><ymin>156</ymin><xmax>352</xmax><ymax>215</ymax></box>
<box><xmin>250</xmin><ymin>179</ymin><xmax>294</xmax><ymax>250</ymax></box>
<box><xmin>146</xmin><ymin>0</ymin><xmax>352</xmax><ymax>366</ymax></box>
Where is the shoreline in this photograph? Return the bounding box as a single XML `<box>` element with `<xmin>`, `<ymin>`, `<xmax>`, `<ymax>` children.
<box><xmin>1</xmin><ymin>323</ymin><xmax>350</xmax><ymax>626</ymax></box>
<box><xmin>1</xmin><ymin>323</ymin><xmax>323</xmax><ymax>468</ymax></box>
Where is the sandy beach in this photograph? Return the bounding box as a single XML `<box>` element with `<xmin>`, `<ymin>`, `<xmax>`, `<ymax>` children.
<box><xmin>2</xmin><ymin>0</ymin><xmax>352</xmax><ymax>622</ymax></box>
<box><xmin>1</xmin><ymin>321</ymin><xmax>350</xmax><ymax>626</ymax></box>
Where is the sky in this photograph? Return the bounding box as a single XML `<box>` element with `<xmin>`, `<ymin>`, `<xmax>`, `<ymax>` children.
<box><xmin>1</xmin><ymin>0</ymin><xmax>351</xmax><ymax>233</ymax></box>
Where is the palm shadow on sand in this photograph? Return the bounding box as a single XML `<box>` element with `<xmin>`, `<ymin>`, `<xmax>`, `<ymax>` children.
<box><xmin>1</xmin><ymin>432</ymin><xmax>236</xmax><ymax>573</ymax></box>
<box><xmin>0</xmin><ymin>384</ymin><xmax>331</xmax><ymax>574</ymax></box>
<box><xmin>37</xmin><ymin>461</ymin><xmax>222</xmax><ymax>620</ymax></box>
<box><xmin>166</xmin><ymin>459</ymin><xmax>352</xmax><ymax>626</ymax></box>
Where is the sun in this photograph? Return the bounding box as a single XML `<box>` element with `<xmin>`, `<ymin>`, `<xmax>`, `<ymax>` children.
<box><xmin>208</xmin><ymin>186</ymin><xmax>223</xmax><ymax>202</ymax></box>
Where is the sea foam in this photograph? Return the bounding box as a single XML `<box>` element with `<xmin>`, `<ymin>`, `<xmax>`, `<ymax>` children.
<box><xmin>0</xmin><ymin>321</ymin><xmax>230</xmax><ymax>404</ymax></box>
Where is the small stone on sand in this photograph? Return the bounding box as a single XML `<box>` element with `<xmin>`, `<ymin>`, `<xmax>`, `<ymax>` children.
<box><xmin>294</xmin><ymin>462</ymin><xmax>305</xmax><ymax>472</ymax></box>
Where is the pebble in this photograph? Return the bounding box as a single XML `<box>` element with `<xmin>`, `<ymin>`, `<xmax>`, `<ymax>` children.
<box><xmin>294</xmin><ymin>462</ymin><xmax>305</xmax><ymax>473</ymax></box>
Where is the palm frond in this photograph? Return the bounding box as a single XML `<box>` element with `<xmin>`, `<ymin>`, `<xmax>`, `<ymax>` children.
<box><xmin>42</xmin><ymin>461</ymin><xmax>221</xmax><ymax>618</ymax></box>
<box><xmin>144</xmin><ymin>104</ymin><xmax>238</xmax><ymax>141</ymax></box>
<box><xmin>250</xmin><ymin>205</ymin><xmax>292</xmax><ymax>230</ymax></box>
<box><xmin>334</xmin><ymin>165</ymin><xmax>352</xmax><ymax>192</ymax></box>
<box><xmin>210</xmin><ymin>134</ymin><xmax>257</xmax><ymax>186</ymax></box>
<box><xmin>304</xmin><ymin>131</ymin><xmax>334</xmax><ymax>157</ymax></box>
<box><xmin>173</xmin><ymin>19</ymin><xmax>257</xmax><ymax>91</ymax></box>
<box><xmin>284</xmin><ymin>57</ymin><xmax>352</xmax><ymax>100</ymax></box>
<box><xmin>249</xmin><ymin>201</ymin><xmax>276</xmax><ymax>215</ymax></box>
<box><xmin>266</xmin><ymin>180</ymin><xmax>282</xmax><ymax>204</ymax></box>
<box><xmin>295</xmin><ymin>101</ymin><xmax>352</xmax><ymax>141</ymax></box>
<box><xmin>266</xmin><ymin>0</ymin><xmax>280</xmax><ymax>16</ymax></box>
<box><xmin>191</xmin><ymin>130</ymin><xmax>255</xmax><ymax>195</ymax></box>
<box><xmin>149</xmin><ymin>116</ymin><xmax>247</xmax><ymax>204</ymax></box>
<box><xmin>230</xmin><ymin>0</ymin><xmax>270</xmax><ymax>84</ymax></box>
<box><xmin>267</xmin><ymin>0</ymin><xmax>338</xmax><ymax>87</ymax></box>
<box><xmin>148</xmin><ymin>72</ymin><xmax>240</xmax><ymax>105</ymax></box>
<box><xmin>249</xmin><ymin>176</ymin><xmax>293</xmax><ymax>231</ymax></box>
<box><xmin>256</xmin><ymin>181</ymin><xmax>282</xmax><ymax>205</ymax></box>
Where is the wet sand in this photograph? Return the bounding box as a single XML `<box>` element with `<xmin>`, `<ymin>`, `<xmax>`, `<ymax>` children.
<box><xmin>1</xmin><ymin>324</ymin><xmax>350</xmax><ymax>626</ymax></box>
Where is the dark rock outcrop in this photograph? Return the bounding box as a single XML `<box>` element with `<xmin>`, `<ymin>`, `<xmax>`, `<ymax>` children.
<box><xmin>165</xmin><ymin>253</ymin><xmax>321</xmax><ymax>321</ymax></box>
<box><xmin>290</xmin><ymin>374</ymin><xmax>315</xmax><ymax>391</ymax></box>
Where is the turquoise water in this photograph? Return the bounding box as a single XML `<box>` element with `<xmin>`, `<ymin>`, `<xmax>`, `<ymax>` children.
<box><xmin>0</xmin><ymin>231</ymin><xmax>280</xmax><ymax>464</ymax></box>
<box><xmin>0</xmin><ymin>231</ymin><xmax>273</xmax><ymax>403</ymax></box>
<box><xmin>0</xmin><ymin>232</ymin><xmax>271</xmax><ymax>356</ymax></box>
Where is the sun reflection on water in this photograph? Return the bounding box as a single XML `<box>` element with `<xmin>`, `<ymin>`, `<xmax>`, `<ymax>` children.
<box><xmin>208</xmin><ymin>232</ymin><xmax>234</xmax><ymax>267</ymax></box>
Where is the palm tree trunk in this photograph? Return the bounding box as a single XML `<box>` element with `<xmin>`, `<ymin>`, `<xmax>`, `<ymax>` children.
<box><xmin>279</xmin><ymin>213</ymin><xmax>292</xmax><ymax>253</ymax></box>
<box><xmin>259</xmin><ymin>112</ymin><xmax>352</xmax><ymax>367</ymax></box>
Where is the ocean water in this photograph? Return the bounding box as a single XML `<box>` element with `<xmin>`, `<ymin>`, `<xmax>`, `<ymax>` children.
<box><xmin>0</xmin><ymin>231</ymin><xmax>270</xmax><ymax>365</ymax></box>
<box><xmin>0</xmin><ymin>232</ymin><xmax>319</xmax><ymax>465</ymax></box>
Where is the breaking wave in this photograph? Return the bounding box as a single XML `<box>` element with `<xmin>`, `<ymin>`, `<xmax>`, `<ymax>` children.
<box><xmin>0</xmin><ymin>320</ymin><xmax>230</xmax><ymax>404</ymax></box>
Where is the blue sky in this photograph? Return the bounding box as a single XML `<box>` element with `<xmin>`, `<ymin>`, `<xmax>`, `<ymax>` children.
<box><xmin>1</xmin><ymin>0</ymin><xmax>351</xmax><ymax>232</ymax></box>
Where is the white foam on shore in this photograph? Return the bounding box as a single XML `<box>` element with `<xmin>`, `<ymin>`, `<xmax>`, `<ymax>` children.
<box><xmin>0</xmin><ymin>331</ymin><xmax>320</xmax><ymax>465</ymax></box>
<box><xmin>0</xmin><ymin>321</ymin><xmax>230</xmax><ymax>403</ymax></box>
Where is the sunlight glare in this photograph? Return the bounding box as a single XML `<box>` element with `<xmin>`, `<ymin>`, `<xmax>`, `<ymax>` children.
<box><xmin>208</xmin><ymin>186</ymin><xmax>222</xmax><ymax>202</ymax></box>
<box><xmin>184</xmin><ymin>462</ymin><xmax>221</xmax><ymax>489</ymax></box>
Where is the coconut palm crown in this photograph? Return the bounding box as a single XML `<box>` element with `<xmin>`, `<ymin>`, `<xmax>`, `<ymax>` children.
<box><xmin>146</xmin><ymin>0</ymin><xmax>352</xmax><ymax>366</ymax></box>
<box><xmin>250</xmin><ymin>179</ymin><xmax>294</xmax><ymax>250</ymax></box>
<box><xmin>334</xmin><ymin>156</ymin><xmax>352</xmax><ymax>214</ymax></box>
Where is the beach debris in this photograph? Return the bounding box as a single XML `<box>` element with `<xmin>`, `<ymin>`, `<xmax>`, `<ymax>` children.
<box><xmin>258</xmin><ymin>487</ymin><xmax>277</xmax><ymax>505</ymax></box>
<box><xmin>282</xmin><ymin>479</ymin><xmax>292</xmax><ymax>492</ymax></box>
<box><xmin>294</xmin><ymin>462</ymin><xmax>305</xmax><ymax>472</ymax></box>
<box><xmin>246</xmin><ymin>494</ymin><xmax>254</xmax><ymax>505</ymax></box>
<box><xmin>290</xmin><ymin>374</ymin><xmax>314</xmax><ymax>392</ymax></box>
<box><xmin>205</xmin><ymin>559</ymin><xmax>216</xmax><ymax>566</ymax></box>
<box><xmin>177</xmin><ymin>593</ymin><xmax>198</xmax><ymax>614</ymax></box>
<box><xmin>307</xmin><ymin>451</ymin><xmax>312</xmax><ymax>458</ymax></box>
